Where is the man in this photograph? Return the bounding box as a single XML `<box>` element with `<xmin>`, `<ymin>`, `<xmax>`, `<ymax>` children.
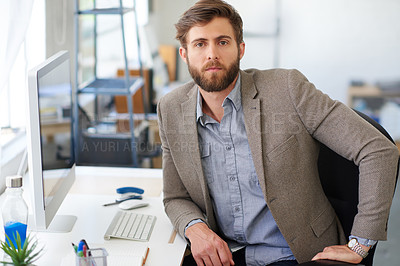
<box><xmin>156</xmin><ymin>0</ymin><xmax>399</xmax><ymax>265</ymax></box>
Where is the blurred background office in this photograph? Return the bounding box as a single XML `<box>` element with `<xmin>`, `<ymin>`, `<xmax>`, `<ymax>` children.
<box><xmin>0</xmin><ymin>0</ymin><xmax>399</xmax><ymax>264</ymax></box>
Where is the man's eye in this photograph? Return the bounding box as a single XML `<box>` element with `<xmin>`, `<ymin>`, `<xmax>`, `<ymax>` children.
<box><xmin>195</xmin><ymin>43</ymin><xmax>204</xmax><ymax>48</ymax></box>
<box><xmin>219</xmin><ymin>40</ymin><xmax>228</xmax><ymax>45</ymax></box>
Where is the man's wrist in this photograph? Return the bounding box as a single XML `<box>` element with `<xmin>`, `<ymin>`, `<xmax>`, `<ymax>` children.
<box><xmin>184</xmin><ymin>219</ymin><xmax>205</xmax><ymax>239</ymax></box>
<box><xmin>347</xmin><ymin>238</ymin><xmax>370</xmax><ymax>259</ymax></box>
<box><xmin>349</xmin><ymin>235</ymin><xmax>376</xmax><ymax>248</ymax></box>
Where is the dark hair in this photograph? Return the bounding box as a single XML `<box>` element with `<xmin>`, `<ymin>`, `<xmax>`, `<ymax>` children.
<box><xmin>175</xmin><ymin>0</ymin><xmax>243</xmax><ymax>49</ymax></box>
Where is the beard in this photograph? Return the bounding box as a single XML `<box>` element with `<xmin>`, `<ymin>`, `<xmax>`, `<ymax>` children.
<box><xmin>187</xmin><ymin>54</ymin><xmax>240</xmax><ymax>93</ymax></box>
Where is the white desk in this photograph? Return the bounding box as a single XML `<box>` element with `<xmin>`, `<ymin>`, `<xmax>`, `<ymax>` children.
<box><xmin>1</xmin><ymin>167</ymin><xmax>187</xmax><ymax>266</ymax></box>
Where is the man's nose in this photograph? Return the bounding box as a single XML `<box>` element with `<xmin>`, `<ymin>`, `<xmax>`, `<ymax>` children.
<box><xmin>207</xmin><ymin>44</ymin><xmax>219</xmax><ymax>60</ymax></box>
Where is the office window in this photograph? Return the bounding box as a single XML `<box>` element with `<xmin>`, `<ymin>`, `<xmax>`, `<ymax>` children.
<box><xmin>0</xmin><ymin>0</ymin><xmax>45</xmax><ymax>145</ymax></box>
<box><xmin>79</xmin><ymin>0</ymin><xmax>150</xmax><ymax>81</ymax></box>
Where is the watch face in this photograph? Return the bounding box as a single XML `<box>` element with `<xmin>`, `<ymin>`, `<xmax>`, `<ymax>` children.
<box><xmin>349</xmin><ymin>238</ymin><xmax>357</xmax><ymax>248</ymax></box>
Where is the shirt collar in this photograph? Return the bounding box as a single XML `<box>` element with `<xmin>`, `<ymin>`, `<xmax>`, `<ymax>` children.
<box><xmin>196</xmin><ymin>73</ymin><xmax>242</xmax><ymax>123</ymax></box>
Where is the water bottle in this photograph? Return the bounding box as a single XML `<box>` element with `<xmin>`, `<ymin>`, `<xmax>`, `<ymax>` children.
<box><xmin>2</xmin><ymin>175</ymin><xmax>28</xmax><ymax>247</ymax></box>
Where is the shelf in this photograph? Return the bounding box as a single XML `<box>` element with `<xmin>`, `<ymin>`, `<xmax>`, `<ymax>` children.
<box><xmin>77</xmin><ymin>8</ymin><xmax>134</xmax><ymax>15</ymax></box>
<box><xmin>83</xmin><ymin>130</ymin><xmax>131</xmax><ymax>139</ymax></box>
<box><xmin>347</xmin><ymin>86</ymin><xmax>400</xmax><ymax>106</ymax></box>
<box><xmin>78</xmin><ymin>77</ymin><xmax>144</xmax><ymax>95</ymax></box>
<box><xmin>348</xmin><ymin>85</ymin><xmax>400</xmax><ymax>147</ymax></box>
<box><xmin>74</xmin><ymin>0</ymin><xmax>149</xmax><ymax>167</ymax></box>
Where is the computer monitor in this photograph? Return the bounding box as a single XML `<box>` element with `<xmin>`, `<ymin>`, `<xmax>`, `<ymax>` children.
<box><xmin>26</xmin><ymin>50</ymin><xmax>77</xmax><ymax>232</ymax></box>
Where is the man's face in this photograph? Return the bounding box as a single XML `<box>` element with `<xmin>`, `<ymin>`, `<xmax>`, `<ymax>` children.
<box><xmin>179</xmin><ymin>17</ymin><xmax>245</xmax><ymax>92</ymax></box>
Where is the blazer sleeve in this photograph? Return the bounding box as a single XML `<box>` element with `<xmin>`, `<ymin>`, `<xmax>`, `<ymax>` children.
<box><xmin>286</xmin><ymin>69</ymin><xmax>399</xmax><ymax>241</ymax></box>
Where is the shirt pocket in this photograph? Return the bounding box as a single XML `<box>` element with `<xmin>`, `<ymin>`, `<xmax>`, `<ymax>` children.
<box><xmin>200</xmin><ymin>143</ymin><xmax>215</xmax><ymax>183</ymax></box>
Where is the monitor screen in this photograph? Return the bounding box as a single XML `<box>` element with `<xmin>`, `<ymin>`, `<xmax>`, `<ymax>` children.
<box><xmin>26</xmin><ymin>50</ymin><xmax>77</xmax><ymax>232</ymax></box>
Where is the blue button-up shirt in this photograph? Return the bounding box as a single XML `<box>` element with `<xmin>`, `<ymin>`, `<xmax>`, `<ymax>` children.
<box><xmin>195</xmin><ymin>77</ymin><xmax>296</xmax><ymax>265</ymax></box>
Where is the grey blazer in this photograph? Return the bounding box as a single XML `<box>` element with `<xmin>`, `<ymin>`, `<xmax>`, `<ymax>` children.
<box><xmin>156</xmin><ymin>69</ymin><xmax>398</xmax><ymax>263</ymax></box>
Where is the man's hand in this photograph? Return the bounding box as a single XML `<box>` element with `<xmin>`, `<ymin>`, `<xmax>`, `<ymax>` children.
<box><xmin>312</xmin><ymin>244</ymin><xmax>370</xmax><ymax>264</ymax></box>
<box><xmin>185</xmin><ymin>222</ymin><xmax>235</xmax><ymax>266</ymax></box>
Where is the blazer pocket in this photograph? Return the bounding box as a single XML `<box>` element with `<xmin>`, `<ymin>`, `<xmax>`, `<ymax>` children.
<box><xmin>267</xmin><ymin>135</ymin><xmax>298</xmax><ymax>162</ymax></box>
<box><xmin>311</xmin><ymin>208</ymin><xmax>336</xmax><ymax>238</ymax></box>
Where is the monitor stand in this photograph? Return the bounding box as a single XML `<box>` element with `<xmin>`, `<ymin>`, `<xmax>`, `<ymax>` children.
<box><xmin>28</xmin><ymin>215</ymin><xmax>77</xmax><ymax>233</ymax></box>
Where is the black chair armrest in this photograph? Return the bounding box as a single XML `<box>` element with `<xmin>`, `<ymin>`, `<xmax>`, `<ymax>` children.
<box><xmin>297</xmin><ymin>259</ymin><xmax>364</xmax><ymax>266</ymax></box>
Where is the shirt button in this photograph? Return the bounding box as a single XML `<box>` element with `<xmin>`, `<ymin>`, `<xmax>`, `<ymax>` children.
<box><xmin>226</xmin><ymin>146</ymin><xmax>231</xmax><ymax>151</ymax></box>
<box><xmin>234</xmin><ymin>207</ymin><xmax>240</xmax><ymax>212</ymax></box>
<box><xmin>229</xmin><ymin>176</ymin><xmax>235</xmax><ymax>181</ymax></box>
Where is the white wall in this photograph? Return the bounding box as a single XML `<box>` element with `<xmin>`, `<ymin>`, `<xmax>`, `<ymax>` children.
<box><xmin>279</xmin><ymin>0</ymin><xmax>400</xmax><ymax>102</ymax></box>
<box><xmin>151</xmin><ymin>0</ymin><xmax>400</xmax><ymax>103</ymax></box>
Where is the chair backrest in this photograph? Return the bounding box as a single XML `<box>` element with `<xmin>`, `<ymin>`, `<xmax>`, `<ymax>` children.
<box><xmin>317</xmin><ymin>110</ymin><xmax>399</xmax><ymax>266</ymax></box>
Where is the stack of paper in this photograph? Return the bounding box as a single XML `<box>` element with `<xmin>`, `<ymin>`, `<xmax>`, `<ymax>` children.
<box><xmin>102</xmin><ymin>241</ymin><xmax>149</xmax><ymax>266</ymax></box>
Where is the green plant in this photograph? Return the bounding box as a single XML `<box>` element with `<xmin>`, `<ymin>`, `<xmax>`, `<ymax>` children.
<box><xmin>0</xmin><ymin>232</ymin><xmax>43</xmax><ymax>265</ymax></box>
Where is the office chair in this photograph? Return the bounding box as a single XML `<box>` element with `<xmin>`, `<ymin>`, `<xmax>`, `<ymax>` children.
<box><xmin>298</xmin><ymin>110</ymin><xmax>399</xmax><ymax>266</ymax></box>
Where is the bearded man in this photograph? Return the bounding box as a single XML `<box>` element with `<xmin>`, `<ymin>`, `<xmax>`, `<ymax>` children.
<box><xmin>156</xmin><ymin>1</ymin><xmax>399</xmax><ymax>265</ymax></box>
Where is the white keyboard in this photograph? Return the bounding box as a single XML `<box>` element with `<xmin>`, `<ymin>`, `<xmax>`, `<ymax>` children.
<box><xmin>104</xmin><ymin>211</ymin><xmax>156</xmax><ymax>241</ymax></box>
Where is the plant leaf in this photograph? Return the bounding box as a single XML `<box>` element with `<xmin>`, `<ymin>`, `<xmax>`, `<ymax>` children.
<box><xmin>1</xmin><ymin>232</ymin><xmax>44</xmax><ymax>265</ymax></box>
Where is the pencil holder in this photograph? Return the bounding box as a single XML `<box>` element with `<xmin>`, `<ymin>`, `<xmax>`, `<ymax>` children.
<box><xmin>76</xmin><ymin>248</ymin><xmax>108</xmax><ymax>266</ymax></box>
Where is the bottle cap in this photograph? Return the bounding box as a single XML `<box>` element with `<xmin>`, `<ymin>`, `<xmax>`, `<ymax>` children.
<box><xmin>6</xmin><ymin>175</ymin><xmax>23</xmax><ymax>188</ymax></box>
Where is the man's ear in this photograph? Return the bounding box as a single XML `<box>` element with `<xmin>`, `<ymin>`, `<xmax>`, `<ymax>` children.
<box><xmin>239</xmin><ymin>42</ymin><xmax>245</xmax><ymax>60</ymax></box>
<box><xmin>179</xmin><ymin>47</ymin><xmax>188</xmax><ymax>64</ymax></box>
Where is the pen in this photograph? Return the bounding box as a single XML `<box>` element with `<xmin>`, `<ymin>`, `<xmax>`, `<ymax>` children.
<box><xmin>83</xmin><ymin>244</ymin><xmax>87</xmax><ymax>257</ymax></box>
<box><xmin>81</xmin><ymin>239</ymin><xmax>91</xmax><ymax>256</ymax></box>
<box><xmin>72</xmin><ymin>242</ymin><xmax>77</xmax><ymax>253</ymax></box>
<box><xmin>77</xmin><ymin>240</ymin><xmax>85</xmax><ymax>257</ymax></box>
<box><xmin>102</xmin><ymin>195</ymin><xmax>143</xmax><ymax>206</ymax></box>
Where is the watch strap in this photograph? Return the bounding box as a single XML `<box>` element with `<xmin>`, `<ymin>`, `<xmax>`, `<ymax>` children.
<box><xmin>348</xmin><ymin>239</ymin><xmax>369</xmax><ymax>259</ymax></box>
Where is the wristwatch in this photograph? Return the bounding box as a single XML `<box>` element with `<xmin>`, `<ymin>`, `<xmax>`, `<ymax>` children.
<box><xmin>347</xmin><ymin>238</ymin><xmax>369</xmax><ymax>259</ymax></box>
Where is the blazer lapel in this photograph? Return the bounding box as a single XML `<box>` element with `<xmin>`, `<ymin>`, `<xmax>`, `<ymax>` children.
<box><xmin>241</xmin><ymin>71</ymin><xmax>267</xmax><ymax>194</ymax></box>
<box><xmin>180</xmin><ymin>86</ymin><xmax>211</xmax><ymax>204</ymax></box>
